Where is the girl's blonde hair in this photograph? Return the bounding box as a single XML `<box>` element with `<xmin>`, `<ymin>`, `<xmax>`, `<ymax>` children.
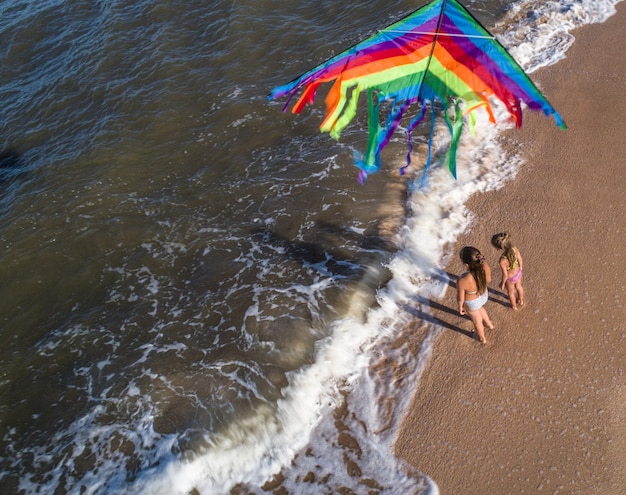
<box><xmin>491</xmin><ymin>232</ymin><xmax>516</xmax><ymax>268</ymax></box>
<box><xmin>460</xmin><ymin>246</ymin><xmax>487</xmax><ymax>294</ymax></box>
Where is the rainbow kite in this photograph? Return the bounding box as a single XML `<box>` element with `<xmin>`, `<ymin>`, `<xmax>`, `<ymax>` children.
<box><xmin>269</xmin><ymin>0</ymin><xmax>565</xmax><ymax>183</ymax></box>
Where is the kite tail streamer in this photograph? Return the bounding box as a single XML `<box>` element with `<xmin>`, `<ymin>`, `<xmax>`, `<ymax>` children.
<box><xmin>330</xmin><ymin>84</ymin><xmax>362</xmax><ymax>140</ymax></box>
<box><xmin>443</xmin><ymin>99</ymin><xmax>464</xmax><ymax>179</ymax></box>
<box><xmin>321</xmin><ymin>78</ymin><xmax>348</xmax><ymax>133</ymax></box>
<box><xmin>553</xmin><ymin>112</ymin><xmax>567</xmax><ymax>129</ymax></box>
<box><xmin>467</xmin><ymin>110</ymin><xmax>478</xmax><ymax>138</ymax></box>
<box><xmin>401</xmin><ymin>104</ymin><xmax>427</xmax><ymax>176</ymax></box>
<box><xmin>355</xmin><ymin>90</ymin><xmax>382</xmax><ymax>184</ymax></box>
<box><xmin>378</xmin><ymin>100</ymin><xmax>409</xmax><ymax>152</ymax></box>
<box><xmin>292</xmin><ymin>81</ymin><xmax>322</xmax><ymax>113</ymax></box>
<box><xmin>412</xmin><ymin>102</ymin><xmax>438</xmax><ymax>190</ymax></box>
<box><xmin>357</xmin><ymin>93</ymin><xmax>410</xmax><ymax>182</ymax></box>
<box><xmin>416</xmin><ymin>101</ymin><xmax>438</xmax><ymax>188</ymax></box>
<box><xmin>425</xmin><ymin>101</ymin><xmax>437</xmax><ymax>174</ymax></box>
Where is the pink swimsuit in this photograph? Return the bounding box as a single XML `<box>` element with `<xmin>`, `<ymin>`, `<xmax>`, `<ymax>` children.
<box><xmin>508</xmin><ymin>268</ymin><xmax>522</xmax><ymax>283</ymax></box>
<box><xmin>504</xmin><ymin>248</ymin><xmax>522</xmax><ymax>283</ymax></box>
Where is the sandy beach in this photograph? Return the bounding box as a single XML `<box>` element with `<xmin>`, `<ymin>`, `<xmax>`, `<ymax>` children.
<box><xmin>395</xmin><ymin>3</ymin><xmax>626</xmax><ymax>495</ymax></box>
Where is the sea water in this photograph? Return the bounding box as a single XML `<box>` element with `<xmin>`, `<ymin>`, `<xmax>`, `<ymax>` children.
<box><xmin>0</xmin><ymin>0</ymin><xmax>620</xmax><ymax>493</ymax></box>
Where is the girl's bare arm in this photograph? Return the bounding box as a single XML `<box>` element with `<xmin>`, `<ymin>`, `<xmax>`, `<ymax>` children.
<box><xmin>484</xmin><ymin>262</ymin><xmax>492</xmax><ymax>284</ymax></box>
<box><xmin>498</xmin><ymin>259</ymin><xmax>508</xmax><ymax>289</ymax></box>
<box><xmin>457</xmin><ymin>277</ymin><xmax>466</xmax><ymax>314</ymax></box>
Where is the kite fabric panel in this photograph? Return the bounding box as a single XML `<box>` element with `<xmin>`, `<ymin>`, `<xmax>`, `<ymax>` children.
<box><xmin>268</xmin><ymin>0</ymin><xmax>566</xmax><ymax>183</ymax></box>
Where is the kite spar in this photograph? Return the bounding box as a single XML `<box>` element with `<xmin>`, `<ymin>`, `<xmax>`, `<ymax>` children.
<box><xmin>269</xmin><ymin>0</ymin><xmax>565</xmax><ymax>183</ymax></box>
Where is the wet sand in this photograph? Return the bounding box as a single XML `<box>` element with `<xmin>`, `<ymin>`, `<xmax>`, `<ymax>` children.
<box><xmin>395</xmin><ymin>4</ymin><xmax>626</xmax><ymax>495</ymax></box>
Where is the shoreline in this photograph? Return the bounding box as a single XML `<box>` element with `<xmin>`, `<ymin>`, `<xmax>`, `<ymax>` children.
<box><xmin>395</xmin><ymin>3</ymin><xmax>626</xmax><ymax>495</ymax></box>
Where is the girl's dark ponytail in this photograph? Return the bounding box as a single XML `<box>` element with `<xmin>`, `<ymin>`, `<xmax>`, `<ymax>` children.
<box><xmin>460</xmin><ymin>246</ymin><xmax>487</xmax><ymax>294</ymax></box>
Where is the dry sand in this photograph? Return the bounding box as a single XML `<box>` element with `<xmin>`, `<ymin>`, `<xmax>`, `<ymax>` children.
<box><xmin>395</xmin><ymin>4</ymin><xmax>626</xmax><ymax>495</ymax></box>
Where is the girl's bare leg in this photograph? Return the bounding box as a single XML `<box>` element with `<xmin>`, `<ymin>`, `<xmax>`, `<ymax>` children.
<box><xmin>480</xmin><ymin>307</ymin><xmax>494</xmax><ymax>330</ymax></box>
<box><xmin>505</xmin><ymin>280</ymin><xmax>518</xmax><ymax>310</ymax></box>
<box><xmin>516</xmin><ymin>282</ymin><xmax>525</xmax><ymax>306</ymax></box>
<box><xmin>468</xmin><ymin>310</ymin><xmax>486</xmax><ymax>343</ymax></box>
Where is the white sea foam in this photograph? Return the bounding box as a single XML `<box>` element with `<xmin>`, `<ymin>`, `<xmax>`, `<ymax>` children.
<box><xmin>496</xmin><ymin>0</ymin><xmax>621</xmax><ymax>72</ymax></box>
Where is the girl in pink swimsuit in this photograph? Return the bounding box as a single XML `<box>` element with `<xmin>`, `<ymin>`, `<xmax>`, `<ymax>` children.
<box><xmin>491</xmin><ymin>232</ymin><xmax>524</xmax><ymax>310</ymax></box>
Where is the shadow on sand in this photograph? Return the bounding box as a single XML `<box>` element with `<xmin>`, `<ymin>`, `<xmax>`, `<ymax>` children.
<box><xmin>403</xmin><ymin>269</ymin><xmax>511</xmax><ymax>341</ymax></box>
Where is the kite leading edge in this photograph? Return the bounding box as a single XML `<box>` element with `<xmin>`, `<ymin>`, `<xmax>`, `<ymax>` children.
<box><xmin>268</xmin><ymin>0</ymin><xmax>566</xmax><ymax>183</ymax></box>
